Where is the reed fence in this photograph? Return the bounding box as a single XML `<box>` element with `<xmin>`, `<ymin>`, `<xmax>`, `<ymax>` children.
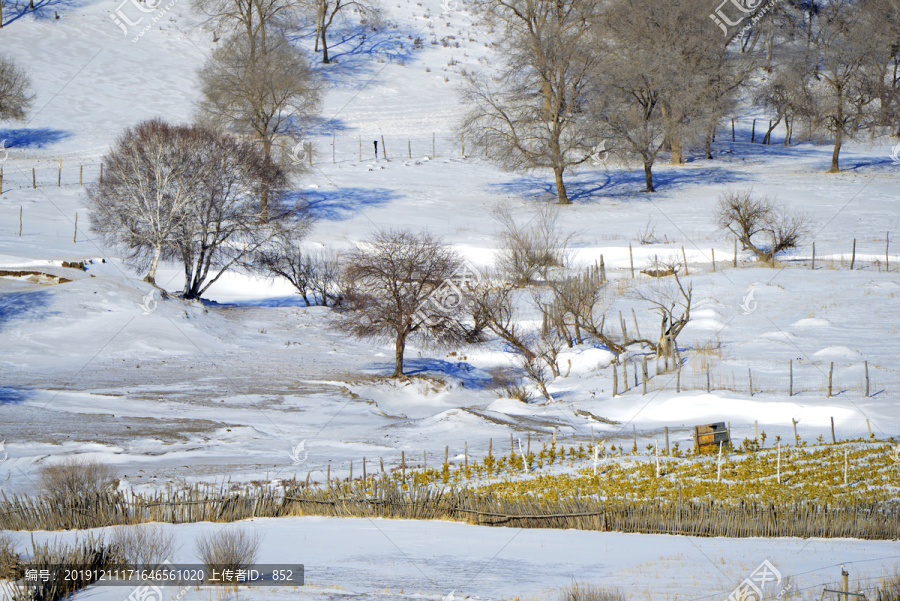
<box><xmin>2</xmin><ymin>483</ymin><xmax>899</xmax><ymax>540</ymax></box>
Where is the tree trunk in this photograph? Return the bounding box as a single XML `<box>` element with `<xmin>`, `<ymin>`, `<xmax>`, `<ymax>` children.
<box><xmin>144</xmin><ymin>245</ymin><xmax>162</xmax><ymax>285</ymax></box>
<box><xmin>393</xmin><ymin>332</ymin><xmax>406</xmax><ymax>377</ymax></box>
<box><xmin>670</xmin><ymin>137</ymin><xmax>683</xmax><ymax>165</ymax></box>
<box><xmin>553</xmin><ymin>166</ymin><xmax>570</xmax><ymax>204</ymax></box>
<box><xmin>705</xmin><ymin>131</ymin><xmax>713</xmax><ymax>160</ymax></box>
<box><xmin>829</xmin><ymin>124</ymin><xmax>842</xmax><ymax>173</ymax></box>
<box><xmin>643</xmin><ymin>162</ymin><xmax>655</xmax><ymax>192</ymax></box>
<box><xmin>321</xmin><ymin>25</ymin><xmax>330</xmax><ymax>63</ymax></box>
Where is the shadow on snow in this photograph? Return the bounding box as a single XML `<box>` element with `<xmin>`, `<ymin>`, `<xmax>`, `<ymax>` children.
<box><xmin>369</xmin><ymin>358</ymin><xmax>494</xmax><ymax>389</ymax></box>
<box><xmin>291</xmin><ymin>186</ymin><xmax>399</xmax><ymax>221</ymax></box>
<box><xmin>0</xmin><ymin>290</ymin><xmax>55</xmax><ymax>331</ymax></box>
<box><xmin>0</xmin><ymin>128</ymin><xmax>72</xmax><ymax>149</ymax></box>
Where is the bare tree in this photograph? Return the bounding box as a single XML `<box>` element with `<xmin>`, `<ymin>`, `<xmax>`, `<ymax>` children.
<box><xmin>338</xmin><ymin>230</ymin><xmax>472</xmax><ymax>377</ymax></box>
<box><xmin>303</xmin><ymin>0</ymin><xmax>382</xmax><ymax>64</ymax></box>
<box><xmin>88</xmin><ymin>120</ymin><xmax>205</xmax><ymax>285</ymax></box>
<box><xmin>0</xmin><ymin>54</ymin><xmax>34</xmax><ymax>121</ymax></box>
<box><xmin>716</xmin><ymin>189</ymin><xmax>812</xmax><ymax>265</ymax></box>
<box><xmin>780</xmin><ymin>0</ymin><xmax>891</xmax><ymax>171</ymax></box>
<box><xmin>197</xmin><ymin>33</ymin><xmax>321</xmax><ymax>219</ymax></box>
<box><xmin>460</xmin><ymin>0</ymin><xmax>602</xmax><ymax>204</ymax></box>
<box><xmin>634</xmin><ymin>260</ymin><xmax>692</xmax><ymax>359</ymax></box>
<box><xmin>172</xmin><ymin>130</ymin><xmax>294</xmax><ymax>299</ymax></box>
<box><xmin>191</xmin><ymin>0</ymin><xmax>297</xmax><ymax>54</ymax></box>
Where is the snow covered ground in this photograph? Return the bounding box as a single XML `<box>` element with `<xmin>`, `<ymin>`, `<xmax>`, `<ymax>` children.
<box><xmin>1</xmin><ymin>0</ymin><xmax>900</xmax><ymax>597</ymax></box>
<box><xmin>4</xmin><ymin>518</ymin><xmax>900</xmax><ymax>600</ymax></box>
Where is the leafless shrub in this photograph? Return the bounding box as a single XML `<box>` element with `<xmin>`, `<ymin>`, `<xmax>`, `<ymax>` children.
<box><xmin>109</xmin><ymin>524</ymin><xmax>178</xmax><ymax>571</ymax></box>
<box><xmin>38</xmin><ymin>457</ymin><xmax>118</xmax><ymax>501</ymax></box>
<box><xmin>558</xmin><ymin>583</ymin><xmax>625</xmax><ymax>601</ymax></box>
<box><xmin>546</xmin><ymin>265</ymin><xmax>624</xmax><ymax>354</ymax></box>
<box><xmin>11</xmin><ymin>535</ymin><xmax>120</xmax><ymax>601</ymax></box>
<box><xmin>195</xmin><ymin>529</ymin><xmax>261</xmax><ymax>581</ymax></box>
<box><xmin>255</xmin><ymin>234</ymin><xmax>344</xmax><ymax>307</ymax></box>
<box><xmin>716</xmin><ymin>189</ymin><xmax>812</xmax><ymax>265</ymax></box>
<box><xmin>0</xmin><ymin>533</ymin><xmax>22</xmax><ymax>581</ymax></box>
<box><xmin>637</xmin><ymin>219</ymin><xmax>671</xmax><ymax>245</ymax></box>
<box><xmin>878</xmin><ymin>568</ymin><xmax>900</xmax><ymax>601</ymax></box>
<box><xmin>493</xmin><ymin>204</ymin><xmax>568</xmax><ymax>285</ymax></box>
<box><xmin>0</xmin><ymin>54</ymin><xmax>34</xmax><ymax>121</ymax></box>
<box><xmin>489</xmin><ymin>367</ymin><xmax>533</xmax><ymax>403</ymax></box>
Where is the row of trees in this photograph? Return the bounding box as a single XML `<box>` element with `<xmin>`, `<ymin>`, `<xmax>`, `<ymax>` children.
<box><xmin>462</xmin><ymin>0</ymin><xmax>900</xmax><ymax>202</ymax></box>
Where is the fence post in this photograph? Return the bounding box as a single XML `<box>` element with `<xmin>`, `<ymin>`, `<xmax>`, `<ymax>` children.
<box><xmin>58</xmin><ymin>158</ymin><xmax>61</xmax><ymax>186</ymax></box>
<box><xmin>811</xmin><ymin>241</ymin><xmax>816</xmax><ymax>269</ymax></box>
<box><xmin>850</xmin><ymin>238</ymin><xmax>856</xmax><ymax>270</ymax></box>
<box><xmin>828</xmin><ymin>362</ymin><xmax>833</xmax><ymax>397</ymax></box>
<box><xmin>461</xmin><ymin>132</ymin><xmax>465</xmax><ymax>156</ymax></box>
<box><xmin>789</xmin><ymin>359</ymin><xmax>793</xmax><ymax>396</ymax></box>
<box><xmin>748</xmin><ymin>368</ymin><xmax>753</xmax><ymax>396</ymax></box>
<box><xmin>831</xmin><ymin>416</ymin><xmax>836</xmax><ymax>444</ymax></box>
<box><xmin>73</xmin><ymin>212</ymin><xmax>77</xmax><ymax>243</ymax></box>
<box><xmin>362</xmin><ymin>457</ymin><xmax>366</xmax><ymax>480</ymax></box>
<box><xmin>642</xmin><ymin>357</ymin><xmax>648</xmax><ymax>395</ymax></box>
<box><xmin>842</xmin><ymin>566</ymin><xmax>849</xmax><ymax>601</ymax></box>
<box><xmin>464</xmin><ymin>441</ymin><xmax>468</xmax><ymax>467</ymax></box>
<box><xmin>408</xmin><ymin>140</ymin><xmax>411</xmax><ymax>159</ymax></box>
<box><xmin>754</xmin><ymin>420</ymin><xmax>759</xmax><ymax>442</ymax></box>
<box><xmin>706</xmin><ymin>365</ymin><xmax>711</xmax><ymax>393</ymax></box>
<box><xmin>886</xmin><ymin>232</ymin><xmax>890</xmax><ymax>272</ymax></box>
<box><xmin>751</xmin><ymin>118</ymin><xmax>756</xmax><ymax>143</ymax></box>
<box><xmin>866</xmin><ymin>419</ymin><xmax>873</xmax><ymax>440</ymax></box>
<box><xmin>612</xmin><ymin>362</ymin><xmax>618</xmax><ymax>396</ymax></box>
<box><xmin>32</xmin><ymin>167</ymin><xmax>36</xmax><ymax>189</ymax></box>
<box><xmin>664</xmin><ymin>426</ymin><xmax>669</xmax><ymax>456</ymax></box>
<box><xmin>682</xmin><ymin>246</ymin><xmax>688</xmax><ymax>275</ymax></box>
<box><xmin>731</xmin><ymin>118</ymin><xmax>735</xmax><ymax>142</ymax></box>
<box><xmin>865</xmin><ymin>360</ymin><xmax>869</xmax><ymax>397</ymax></box>
<box><xmin>733</xmin><ymin>239</ymin><xmax>737</xmax><ymax>267</ymax></box>
<box><xmin>401</xmin><ymin>451</ymin><xmax>405</xmax><ymax>480</ymax></box>
<box><xmin>792</xmin><ymin>418</ymin><xmax>799</xmax><ymax>445</ymax></box>
<box><xmin>711</xmin><ymin>248</ymin><xmax>715</xmax><ymax>272</ymax></box>
<box><xmin>629</xmin><ymin>243</ymin><xmax>635</xmax><ymax>278</ymax></box>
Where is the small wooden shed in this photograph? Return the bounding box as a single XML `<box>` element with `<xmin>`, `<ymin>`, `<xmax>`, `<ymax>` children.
<box><xmin>693</xmin><ymin>422</ymin><xmax>731</xmax><ymax>454</ymax></box>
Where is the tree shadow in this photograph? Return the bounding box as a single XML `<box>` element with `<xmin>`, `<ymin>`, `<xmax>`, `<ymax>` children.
<box><xmin>1</xmin><ymin>0</ymin><xmax>89</xmax><ymax>26</ymax></box>
<box><xmin>0</xmin><ymin>387</ymin><xmax>30</xmax><ymax>405</ymax></box>
<box><xmin>493</xmin><ymin>165</ymin><xmax>748</xmax><ymax>204</ymax></box>
<box><xmin>290</xmin><ymin>21</ymin><xmax>421</xmax><ymax>89</ymax></box>
<box><xmin>290</xmin><ymin>186</ymin><xmax>399</xmax><ymax>221</ymax></box>
<box><xmin>369</xmin><ymin>358</ymin><xmax>495</xmax><ymax>388</ymax></box>
<box><xmin>0</xmin><ymin>128</ymin><xmax>72</xmax><ymax>149</ymax></box>
<box><xmin>0</xmin><ymin>290</ymin><xmax>55</xmax><ymax>330</ymax></box>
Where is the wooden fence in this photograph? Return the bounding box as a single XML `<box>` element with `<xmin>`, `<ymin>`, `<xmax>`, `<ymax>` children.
<box><xmin>3</xmin><ymin>483</ymin><xmax>900</xmax><ymax>540</ymax></box>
